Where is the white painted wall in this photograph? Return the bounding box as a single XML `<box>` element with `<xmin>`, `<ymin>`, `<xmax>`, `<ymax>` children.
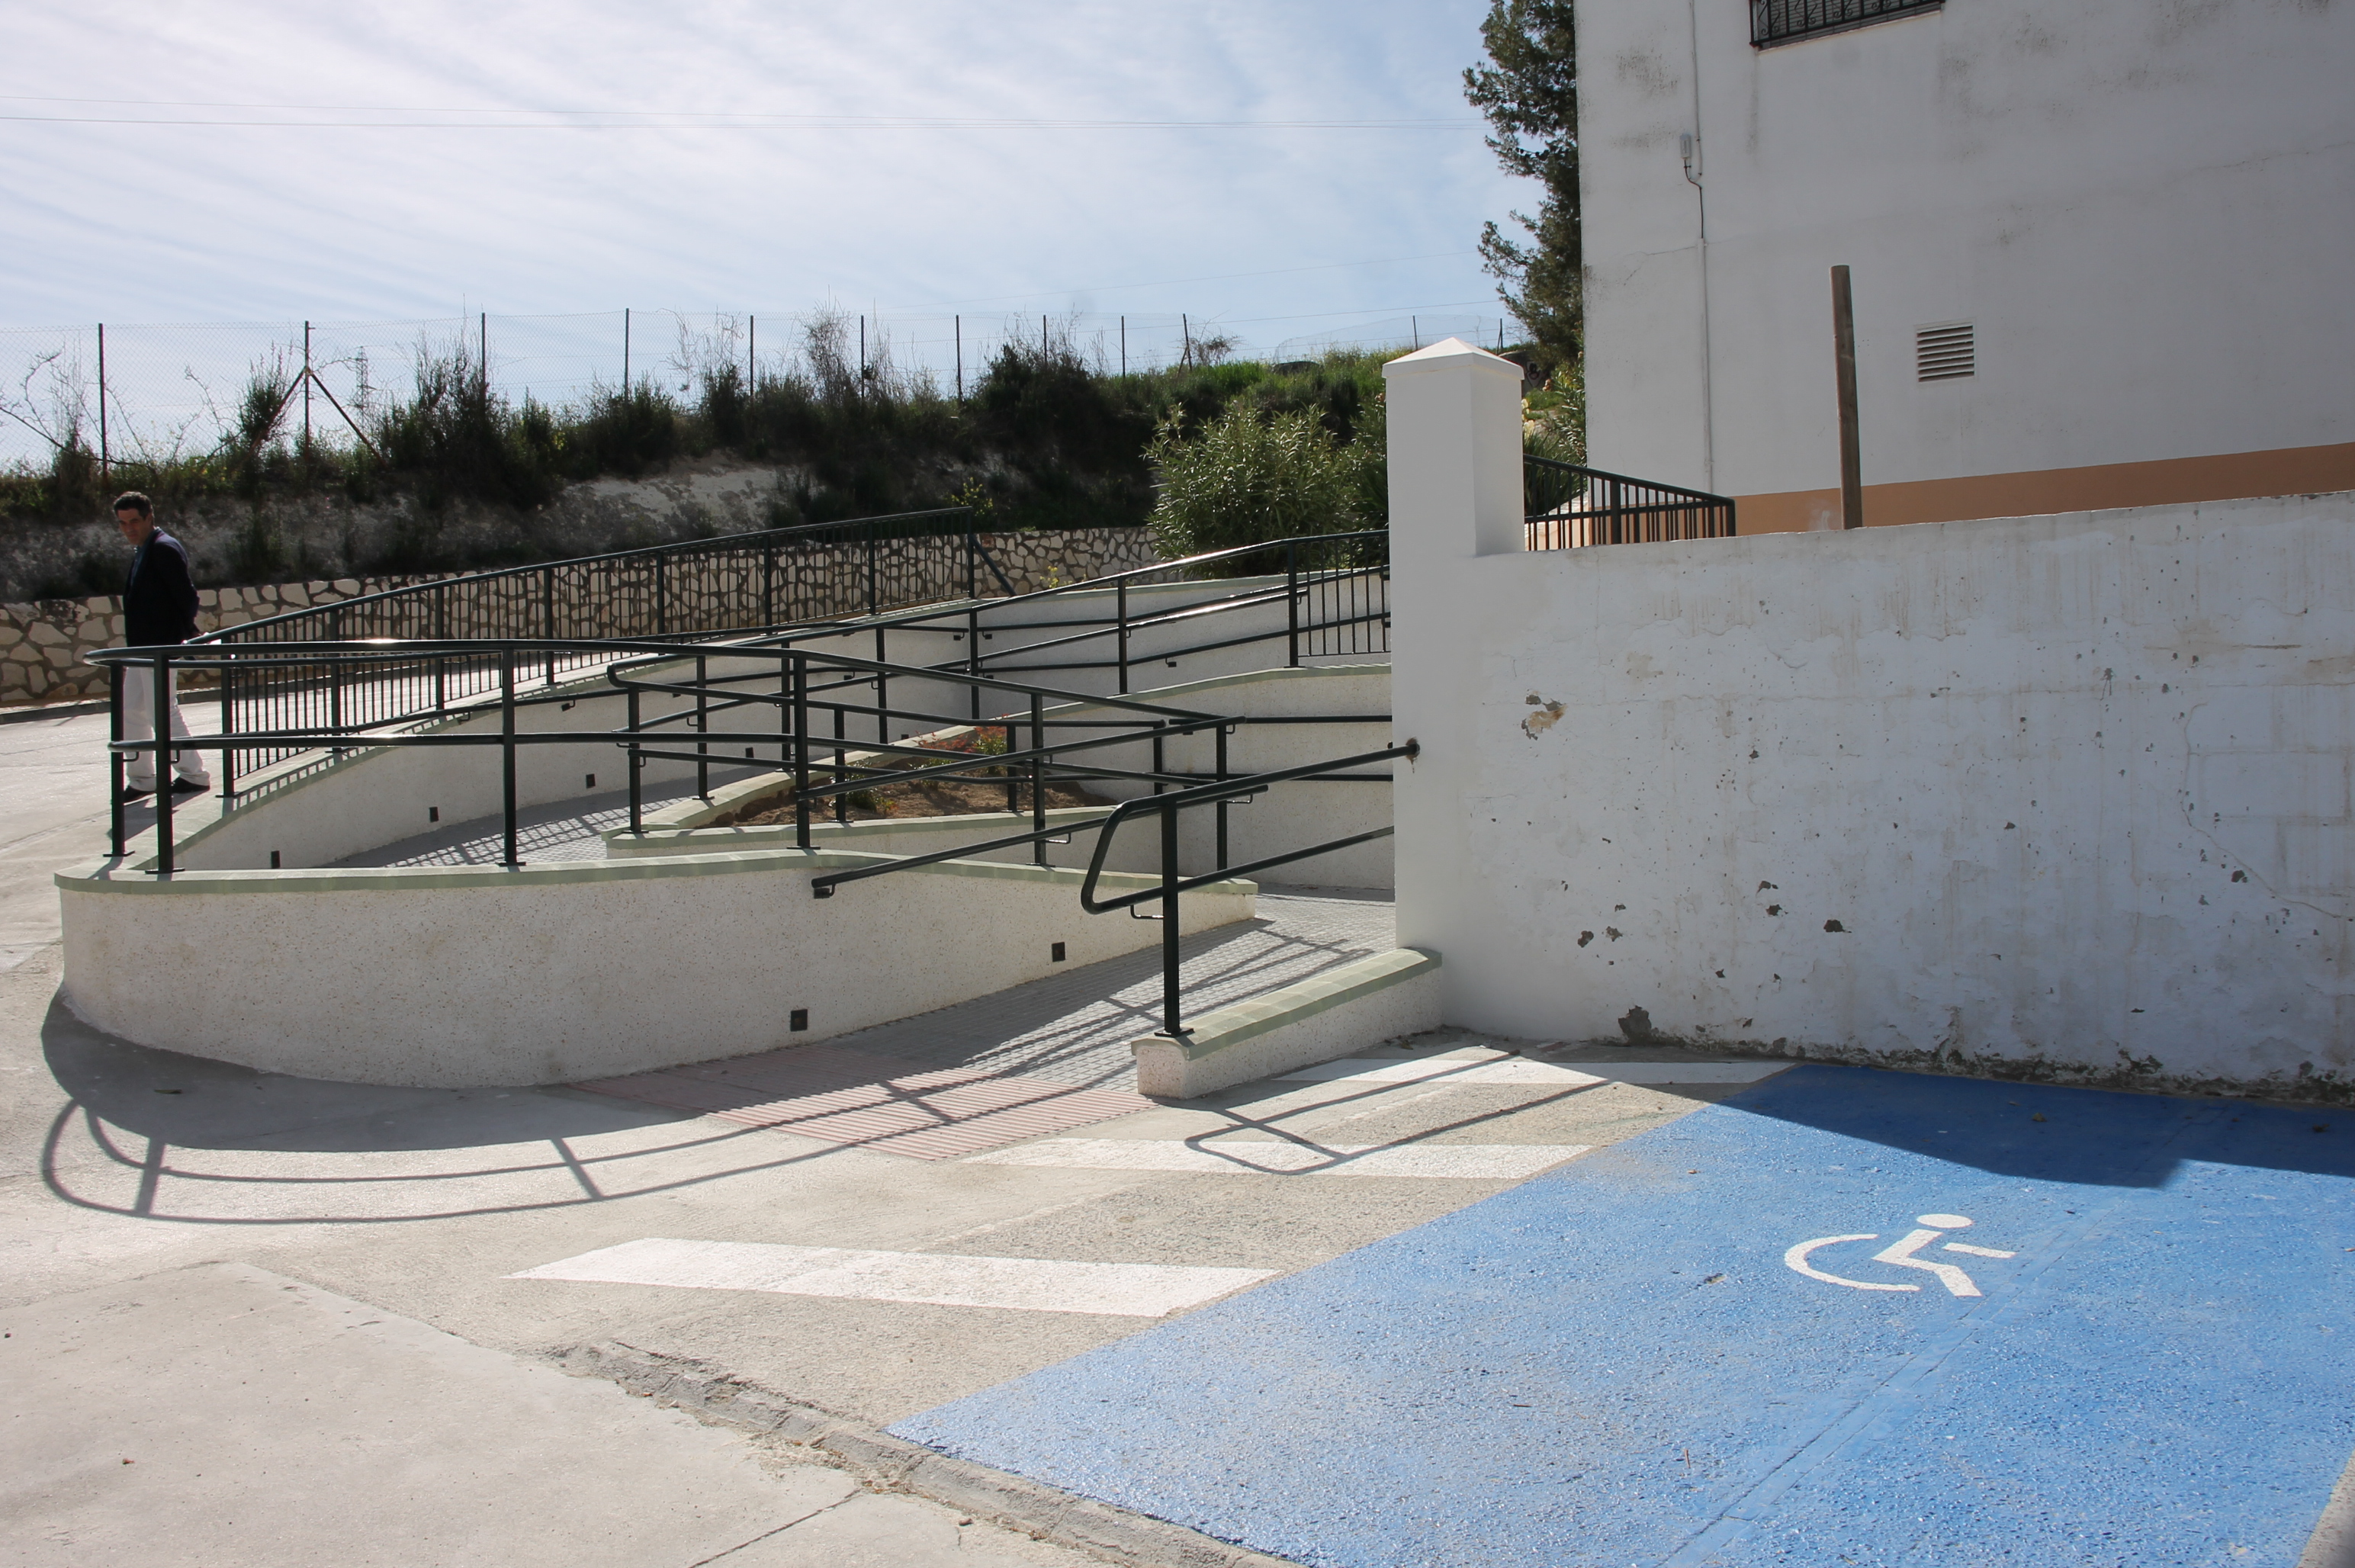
<box><xmin>1390</xmin><ymin>340</ymin><xmax>2355</xmax><ymax>1098</ymax></box>
<box><xmin>1579</xmin><ymin>0</ymin><xmax>2355</xmax><ymax>507</ymax></box>
<box><xmin>57</xmin><ymin>850</ymin><xmax>1253</xmax><ymax>1088</ymax></box>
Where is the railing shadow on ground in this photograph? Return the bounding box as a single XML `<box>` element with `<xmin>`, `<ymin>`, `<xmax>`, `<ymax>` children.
<box><xmin>32</xmin><ymin>929</ymin><xmax>1651</xmax><ymax>1229</ymax></box>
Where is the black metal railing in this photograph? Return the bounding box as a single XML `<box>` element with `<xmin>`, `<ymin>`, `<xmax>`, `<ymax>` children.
<box><xmin>760</xmin><ymin>529</ymin><xmax>1389</xmax><ymax>705</ymax></box>
<box><xmin>194</xmin><ymin>507</ymin><xmax>1017</xmax><ymax>786</ymax></box>
<box><xmin>1073</xmin><ymin>747</ymin><xmax>1415</xmax><ymax>1038</ymax></box>
<box><xmin>1523</xmin><ymin>457</ymin><xmax>1737</xmax><ymax>549</ymax></box>
<box><xmin>91</xmin><ymin>633</ymin><xmax>1403</xmax><ymax>1041</ymax></box>
<box><xmin>1752</xmin><ymin>0</ymin><xmax>1940</xmax><ymax>47</ymax></box>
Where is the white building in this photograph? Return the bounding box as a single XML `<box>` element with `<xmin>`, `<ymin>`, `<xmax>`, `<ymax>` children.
<box><xmin>1578</xmin><ymin>0</ymin><xmax>2355</xmax><ymax>532</ymax></box>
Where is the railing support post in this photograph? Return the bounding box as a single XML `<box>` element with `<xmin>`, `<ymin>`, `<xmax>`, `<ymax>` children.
<box><xmin>1214</xmin><ymin>725</ymin><xmax>1229</xmax><ymax>871</ymax></box>
<box><xmin>1159</xmin><ymin>804</ymin><xmax>1184</xmax><ymax>1039</ymax></box>
<box><xmin>1286</xmin><ymin>541</ymin><xmax>1300</xmax><ymax>667</ymax></box>
<box><xmin>217</xmin><ymin>652</ymin><xmax>236</xmax><ymax>801</ymax></box>
<box><xmin>151</xmin><ymin>654</ymin><xmax>175</xmax><ymax>876</ymax></box>
<box><xmin>1030</xmin><ymin>693</ymin><xmax>1047</xmax><ymax>866</ymax></box>
<box><xmin>500</xmin><ymin>647</ymin><xmax>520</xmax><ymax>866</ymax></box>
<box><xmin>627</xmin><ymin>686</ymin><xmax>644</xmax><ymax>835</ymax></box>
<box><xmin>793</xmin><ymin>654</ymin><xmax>811</xmax><ymax>853</ymax></box>
<box><xmin>1116</xmin><ymin>578</ymin><xmax>1129</xmax><ymax>695</ymax></box>
<box><xmin>108</xmin><ymin>664</ymin><xmax>125</xmax><ymax>857</ymax></box>
<box><xmin>543</xmin><ymin>569</ymin><xmax>557</xmax><ymax>686</ymax></box>
<box><xmin>834</xmin><ymin>705</ymin><xmax>848</xmax><ymax>826</ymax></box>
<box><xmin>967</xmin><ymin>605</ymin><xmax>982</xmax><ymax>721</ymax></box>
<box><xmin>694</xmin><ymin>654</ymin><xmax>710</xmax><ymax>800</ymax></box>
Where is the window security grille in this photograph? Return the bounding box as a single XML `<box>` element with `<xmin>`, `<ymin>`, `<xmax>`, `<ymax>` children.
<box><xmin>1753</xmin><ymin>0</ymin><xmax>1942</xmax><ymax>47</ymax></box>
<box><xmin>1916</xmin><ymin>323</ymin><xmax>1975</xmax><ymax>381</ymax></box>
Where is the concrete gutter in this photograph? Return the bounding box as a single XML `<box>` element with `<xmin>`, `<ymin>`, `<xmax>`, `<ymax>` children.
<box><xmin>1132</xmin><ymin>948</ymin><xmax>1442</xmax><ymax>1099</ymax></box>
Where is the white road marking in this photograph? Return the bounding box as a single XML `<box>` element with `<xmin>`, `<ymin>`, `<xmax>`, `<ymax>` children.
<box><xmin>1277</xmin><ymin>1057</ymin><xmax>1789</xmax><ymax>1086</ymax></box>
<box><xmin>507</xmin><ymin>1238</ymin><xmax>1273</xmax><ymax>1317</ymax></box>
<box><xmin>1785</xmin><ymin>1214</ymin><xmax>2021</xmax><ymax>1296</ymax></box>
<box><xmin>964</xmin><ymin>1138</ymin><xmax>1589</xmax><ymax>1179</ymax></box>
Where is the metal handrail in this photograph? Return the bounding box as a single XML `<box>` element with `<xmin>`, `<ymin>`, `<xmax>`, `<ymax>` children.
<box><xmin>1073</xmin><ymin>742</ymin><xmax>1418</xmax><ymax>1038</ymax></box>
<box><xmin>1524</xmin><ymin>455</ymin><xmax>1737</xmax><ymax>548</ymax></box>
<box><xmin>92</xmin><ymin>628</ymin><xmax>1409</xmax><ymax>1045</ymax></box>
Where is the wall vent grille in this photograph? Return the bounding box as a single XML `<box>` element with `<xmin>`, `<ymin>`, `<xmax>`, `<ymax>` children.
<box><xmin>1916</xmin><ymin>323</ymin><xmax>1974</xmax><ymax>381</ymax></box>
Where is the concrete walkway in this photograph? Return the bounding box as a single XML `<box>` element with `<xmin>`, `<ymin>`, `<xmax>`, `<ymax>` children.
<box><xmin>14</xmin><ymin>708</ymin><xmax>2347</xmax><ymax>1564</ymax></box>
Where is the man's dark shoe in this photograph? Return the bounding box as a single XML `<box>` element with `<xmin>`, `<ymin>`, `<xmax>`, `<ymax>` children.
<box><xmin>118</xmin><ymin>786</ymin><xmax>153</xmax><ymax>804</ymax></box>
<box><xmin>169</xmin><ymin>779</ymin><xmax>209</xmax><ymax>796</ymax></box>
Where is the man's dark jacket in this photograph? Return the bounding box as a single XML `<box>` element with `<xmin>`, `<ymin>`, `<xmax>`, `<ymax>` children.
<box><xmin>124</xmin><ymin>529</ymin><xmax>201</xmax><ymax>646</ymax></box>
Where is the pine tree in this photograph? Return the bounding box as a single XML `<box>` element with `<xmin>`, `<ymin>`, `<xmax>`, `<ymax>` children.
<box><xmin>1463</xmin><ymin>1</ymin><xmax>1581</xmax><ymax>375</ymax></box>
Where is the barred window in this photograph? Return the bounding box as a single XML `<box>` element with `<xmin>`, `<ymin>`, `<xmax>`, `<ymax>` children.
<box><xmin>1752</xmin><ymin>0</ymin><xmax>1942</xmax><ymax>47</ymax></box>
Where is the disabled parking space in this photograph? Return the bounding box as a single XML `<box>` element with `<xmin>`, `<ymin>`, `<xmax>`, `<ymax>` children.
<box><xmin>892</xmin><ymin>1065</ymin><xmax>2355</xmax><ymax>1567</ymax></box>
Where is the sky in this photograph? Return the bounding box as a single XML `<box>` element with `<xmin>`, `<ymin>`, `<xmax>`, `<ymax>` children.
<box><xmin>4</xmin><ymin>1</ymin><xmax>1525</xmax><ymax>355</ymax></box>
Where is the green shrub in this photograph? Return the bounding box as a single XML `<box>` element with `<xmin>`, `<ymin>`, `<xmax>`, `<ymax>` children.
<box><xmin>1146</xmin><ymin>401</ymin><xmax>1380</xmax><ymax>567</ymax></box>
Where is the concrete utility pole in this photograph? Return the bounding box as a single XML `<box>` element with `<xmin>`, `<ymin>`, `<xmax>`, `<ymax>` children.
<box><xmin>1831</xmin><ymin>265</ymin><xmax>1864</xmax><ymax>530</ymax></box>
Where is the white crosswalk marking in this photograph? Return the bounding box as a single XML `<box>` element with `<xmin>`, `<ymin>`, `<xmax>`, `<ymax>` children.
<box><xmin>965</xmin><ymin>1138</ymin><xmax>1589</xmax><ymax>1178</ymax></box>
<box><xmin>1277</xmin><ymin>1057</ymin><xmax>1790</xmax><ymax>1086</ymax></box>
<box><xmin>508</xmin><ymin>1238</ymin><xmax>1273</xmax><ymax>1317</ymax></box>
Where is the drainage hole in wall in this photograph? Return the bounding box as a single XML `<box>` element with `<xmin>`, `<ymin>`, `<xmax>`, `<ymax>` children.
<box><xmin>584</xmin><ymin>773</ymin><xmax>596</xmax><ymax>789</ymax></box>
<box><xmin>789</xmin><ymin>1008</ymin><xmax>809</xmax><ymax>1032</ymax></box>
<box><xmin>1052</xmin><ymin>942</ymin><xmax>1067</xmax><ymax>962</ymax></box>
<box><xmin>429</xmin><ymin>806</ymin><xmax>439</xmax><ymax>822</ymax></box>
<box><xmin>269</xmin><ymin>850</ymin><xmax>281</xmax><ymax>869</ymax></box>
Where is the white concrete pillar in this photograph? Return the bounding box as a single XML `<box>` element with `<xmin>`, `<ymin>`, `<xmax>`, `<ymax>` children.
<box><xmin>1383</xmin><ymin>339</ymin><xmax>1528</xmax><ymax>567</ymax></box>
<box><xmin>1383</xmin><ymin>339</ymin><xmax>1528</xmax><ymax>1001</ymax></box>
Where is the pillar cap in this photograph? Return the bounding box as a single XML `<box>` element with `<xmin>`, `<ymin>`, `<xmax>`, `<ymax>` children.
<box><xmin>1381</xmin><ymin>337</ymin><xmax>1521</xmax><ymax>380</ymax></box>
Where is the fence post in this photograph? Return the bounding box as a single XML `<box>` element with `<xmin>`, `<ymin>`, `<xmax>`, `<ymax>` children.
<box><xmin>1158</xmin><ymin>805</ymin><xmax>1184</xmax><ymax>1038</ymax></box>
<box><xmin>152</xmin><ymin>654</ymin><xmax>175</xmax><ymax>876</ymax></box>
<box><xmin>543</xmin><ymin>567</ymin><xmax>557</xmax><ymax>686</ymax></box>
<box><xmin>96</xmin><ymin>323</ymin><xmax>108</xmax><ymax>480</ymax></box>
<box><xmin>1116</xmin><ymin>577</ymin><xmax>1129</xmax><ymax>695</ymax></box>
<box><xmin>954</xmin><ymin>315</ymin><xmax>962</xmax><ymax>403</ymax></box>
<box><xmin>1832</xmin><ymin>264</ymin><xmax>1865</xmax><ymax>531</ymax></box>
<box><xmin>622</xmin><ymin>307</ymin><xmax>630</xmax><ymax>391</ymax></box>
<box><xmin>834</xmin><ymin>705</ymin><xmax>847</xmax><ymax>825</ymax></box>
<box><xmin>655</xmin><ymin>554</ymin><xmax>668</xmax><ymax>635</ymax></box>
<box><xmin>303</xmin><ymin>320</ymin><xmax>312</xmax><ymax>454</ymax></box>
<box><xmin>763</xmin><ymin>542</ymin><xmax>776</xmax><ymax>627</ymax></box>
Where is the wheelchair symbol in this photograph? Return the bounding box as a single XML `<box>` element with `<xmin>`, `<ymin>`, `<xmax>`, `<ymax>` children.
<box><xmin>1784</xmin><ymin>1214</ymin><xmax>2017</xmax><ymax>1297</ymax></box>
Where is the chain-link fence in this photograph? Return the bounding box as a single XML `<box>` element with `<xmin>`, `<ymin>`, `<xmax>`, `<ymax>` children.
<box><xmin>0</xmin><ymin>308</ymin><xmax>1510</xmax><ymax>471</ymax></box>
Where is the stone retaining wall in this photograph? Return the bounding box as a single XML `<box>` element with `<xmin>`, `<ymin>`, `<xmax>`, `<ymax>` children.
<box><xmin>0</xmin><ymin>525</ymin><xmax>1159</xmax><ymax>708</ymax></box>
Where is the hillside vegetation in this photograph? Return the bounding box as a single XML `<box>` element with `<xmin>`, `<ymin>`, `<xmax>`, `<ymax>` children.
<box><xmin>2</xmin><ymin>313</ymin><xmax>1579</xmax><ymax>595</ymax></box>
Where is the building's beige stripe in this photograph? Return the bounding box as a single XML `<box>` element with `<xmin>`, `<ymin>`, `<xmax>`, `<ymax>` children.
<box><xmin>1735</xmin><ymin>441</ymin><xmax>2355</xmax><ymax>534</ymax></box>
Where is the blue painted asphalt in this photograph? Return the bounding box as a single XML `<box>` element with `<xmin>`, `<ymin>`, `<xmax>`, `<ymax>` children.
<box><xmin>893</xmin><ymin>1067</ymin><xmax>2355</xmax><ymax>1566</ymax></box>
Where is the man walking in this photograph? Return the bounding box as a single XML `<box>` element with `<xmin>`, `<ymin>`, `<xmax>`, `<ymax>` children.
<box><xmin>114</xmin><ymin>490</ymin><xmax>211</xmax><ymax>801</ymax></box>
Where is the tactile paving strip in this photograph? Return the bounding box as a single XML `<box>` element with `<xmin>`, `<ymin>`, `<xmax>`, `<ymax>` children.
<box><xmin>574</xmin><ymin>1045</ymin><xmax>1153</xmax><ymax>1161</ymax></box>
